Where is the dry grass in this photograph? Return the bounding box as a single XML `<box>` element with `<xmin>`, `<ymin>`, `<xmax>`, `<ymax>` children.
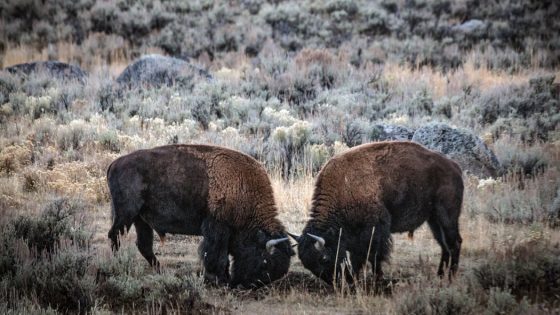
<box><xmin>383</xmin><ymin>59</ymin><xmax>555</xmax><ymax>101</ymax></box>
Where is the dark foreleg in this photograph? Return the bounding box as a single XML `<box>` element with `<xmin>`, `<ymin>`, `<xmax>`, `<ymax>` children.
<box><xmin>199</xmin><ymin>218</ymin><xmax>231</xmax><ymax>285</ymax></box>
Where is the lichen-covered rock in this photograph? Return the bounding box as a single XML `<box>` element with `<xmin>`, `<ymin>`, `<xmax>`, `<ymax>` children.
<box><xmin>116</xmin><ymin>54</ymin><xmax>212</xmax><ymax>89</ymax></box>
<box><xmin>412</xmin><ymin>123</ymin><xmax>501</xmax><ymax>178</ymax></box>
<box><xmin>3</xmin><ymin>61</ymin><xmax>87</xmax><ymax>82</ymax></box>
<box><xmin>371</xmin><ymin>124</ymin><xmax>415</xmax><ymax>141</ymax></box>
<box><xmin>452</xmin><ymin>19</ymin><xmax>487</xmax><ymax>38</ymax></box>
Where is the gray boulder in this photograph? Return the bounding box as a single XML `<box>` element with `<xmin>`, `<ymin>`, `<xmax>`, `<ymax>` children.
<box><xmin>371</xmin><ymin>124</ymin><xmax>415</xmax><ymax>141</ymax></box>
<box><xmin>412</xmin><ymin>123</ymin><xmax>501</xmax><ymax>178</ymax></box>
<box><xmin>452</xmin><ymin>19</ymin><xmax>487</xmax><ymax>38</ymax></box>
<box><xmin>3</xmin><ymin>61</ymin><xmax>87</xmax><ymax>82</ymax></box>
<box><xmin>116</xmin><ymin>54</ymin><xmax>212</xmax><ymax>89</ymax></box>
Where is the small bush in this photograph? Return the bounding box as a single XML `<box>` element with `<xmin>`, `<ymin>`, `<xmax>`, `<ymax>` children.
<box><xmin>484</xmin><ymin>288</ymin><xmax>529</xmax><ymax>315</ymax></box>
<box><xmin>475</xmin><ymin>75</ymin><xmax>560</xmax><ymax>142</ymax></box>
<box><xmin>0</xmin><ymin>143</ymin><xmax>33</xmax><ymax>176</ymax></box>
<box><xmin>95</xmin><ymin>246</ymin><xmax>212</xmax><ymax>312</ymax></box>
<box><xmin>99</xmin><ymin>130</ymin><xmax>121</xmax><ymax>153</ymax></box>
<box><xmin>0</xmin><ymin>197</ymin><xmax>94</xmax><ymax>313</ymax></box>
<box><xmin>408</xmin><ymin>89</ymin><xmax>433</xmax><ymax>117</ymax></box>
<box><xmin>269</xmin><ymin>120</ymin><xmax>312</xmax><ymax>178</ymax></box>
<box><xmin>474</xmin><ymin>239</ymin><xmax>560</xmax><ymax>301</ymax></box>
<box><xmin>396</xmin><ymin>286</ymin><xmax>477</xmax><ymax>315</ymax></box>
<box><xmin>25</xmin><ymin>249</ymin><xmax>96</xmax><ymax>313</ymax></box>
<box><xmin>56</xmin><ymin>119</ymin><xmax>91</xmax><ymax>151</ymax></box>
<box><xmin>0</xmin><ymin>72</ymin><xmax>17</xmax><ymax>105</ymax></box>
<box><xmin>493</xmin><ymin>138</ymin><xmax>548</xmax><ymax>177</ymax></box>
<box><xmin>306</xmin><ymin>143</ymin><xmax>330</xmax><ymax>173</ymax></box>
<box><xmin>469</xmin><ymin>169</ymin><xmax>558</xmax><ymax>224</ymax></box>
<box><xmin>549</xmin><ymin>188</ymin><xmax>560</xmax><ymax>227</ymax></box>
<box><xmin>12</xmin><ymin>197</ymin><xmax>90</xmax><ymax>254</ymax></box>
<box><xmin>21</xmin><ymin>168</ymin><xmax>41</xmax><ymax>192</ymax></box>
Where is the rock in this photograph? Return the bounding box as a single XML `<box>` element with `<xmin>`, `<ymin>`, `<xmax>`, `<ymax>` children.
<box><xmin>452</xmin><ymin>19</ymin><xmax>487</xmax><ymax>37</ymax></box>
<box><xmin>412</xmin><ymin>123</ymin><xmax>501</xmax><ymax>178</ymax></box>
<box><xmin>371</xmin><ymin>124</ymin><xmax>415</xmax><ymax>141</ymax></box>
<box><xmin>3</xmin><ymin>61</ymin><xmax>87</xmax><ymax>82</ymax></box>
<box><xmin>116</xmin><ymin>54</ymin><xmax>212</xmax><ymax>89</ymax></box>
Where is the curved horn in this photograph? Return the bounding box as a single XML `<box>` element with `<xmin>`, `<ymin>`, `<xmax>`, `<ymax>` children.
<box><xmin>307</xmin><ymin>233</ymin><xmax>325</xmax><ymax>251</ymax></box>
<box><xmin>266</xmin><ymin>237</ymin><xmax>289</xmax><ymax>254</ymax></box>
<box><xmin>287</xmin><ymin>232</ymin><xmax>301</xmax><ymax>243</ymax></box>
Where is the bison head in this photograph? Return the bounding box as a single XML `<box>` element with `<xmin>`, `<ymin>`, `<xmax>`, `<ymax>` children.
<box><xmin>293</xmin><ymin>228</ymin><xmax>351</xmax><ymax>285</ymax></box>
<box><xmin>230</xmin><ymin>230</ymin><xmax>294</xmax><ymax>288</ymax></box>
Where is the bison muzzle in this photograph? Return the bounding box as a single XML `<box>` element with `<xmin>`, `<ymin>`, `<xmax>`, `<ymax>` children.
<box><xmin>107</xmin><ymin>144</ymin><xmax>293</xmax><ymax>288</ymax></box>
<box><xmin>291</xmin><ymin>141</ymin><xmax>464</xmax><ymax>284</ymax></box>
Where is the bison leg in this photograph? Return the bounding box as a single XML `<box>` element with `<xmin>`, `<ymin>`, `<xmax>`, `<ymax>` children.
<box><xmin>428</xmin><ymin>217</ymin><xmax>462</xmax><ymax>279</ymax></box>
<box><xmin>134</xmin><ymin>217</ymin><xmax>160</xmax><ymax>269</ymax></box>
<box><xmin>199</xmin><ymin>218</ymin><xmax>231</xmax><ymax>285</ymax></box>
<box><xmin>368</xmin><ymin>215</ymin><xmax>392</xmax><ymax>280</ymax></box>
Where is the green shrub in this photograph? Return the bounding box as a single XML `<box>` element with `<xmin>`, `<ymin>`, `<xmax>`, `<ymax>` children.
<box><xmin>549</xmin><ymin>188</ymin><xmax>560</xmax><ymax>227</ymax></box>
<box><xmin>0</xmin><ymin>197</ymin><xmax>94</xmax><ymax>313</ymax></box>
<box><xmin>473</xmin><ymin>240</ymin><xmax>560</xmax><ymax>301</ymax></box>
<box><xmin>95</xmin><ymin>246</ymin><xmax>211</xmax><ymax>312</ymax></box>
<box><xmin>24</xmin><ymin>249</ymin><xmax>96</xmax><ymax>313</ymax></box>
<box><xmin>306</xmin><ymin>143</ymin><xmax>331</xmax><ymax>173</ymax></box>
<box><xmin>476</xmin><ymin>75</ymin><xmax>559</xmax><ymax>142</ymax></box>
<box><xmin>396</xmin><ymin>286</ymin><xmax>477</xmax><ymax>315</ymax></box>
<box><xmin>12</xmin><ymin>197</ymin><xmax>90</xmax><ymax>254</ymax></box>
<box><xmin>484</xmin><ymin>288</ymin><xmax>529</xmax><ymax>315</ymax></box>
<box><xmin>56</xmin><ymin>120</ymin><xmax>91</xmax><ymax>151</ymax></box>
<box><xmin>0</xmin><ymin>72</ymin><xmax>17</xmax><ymax>105</ymax></box>
<box><xmin>408</xmin><ymin>89</ymin><xmax>433</xmax><ymax>117</ymax></box>
<box><xmin>493</xmin><ymin>139</ymin><xmax>548</xmax><ymax>177</ymax></box>
<box><xmin>99</xmin><ymin>130</ymin><xmax>121</xmax><ymax>153</ymax></box>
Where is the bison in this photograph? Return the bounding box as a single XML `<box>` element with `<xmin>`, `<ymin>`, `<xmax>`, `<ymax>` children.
<box><xmin>107</xmin><ymin>144</ymin><xmax>294</xmax><ymax>288</ymax></box>
<box><xmin>291</xmin><ymin>141</ymin><xmax>464</xmax><ymax>284</ymax></box>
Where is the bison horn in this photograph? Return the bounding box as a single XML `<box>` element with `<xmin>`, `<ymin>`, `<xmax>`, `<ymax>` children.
<box><xmin>266</xmin><ymin>237</ymin><xmax>289</xmax><ymax>254</ymax></box>
<box><xmin>307</xmin><ymin>233</ymin><xmax>325</xmax><ymax>251</ymax></box>
<box><xmin>287</xmin><ymin>232</ymin><xmax>301</xmax><ymax>243</ymax></box>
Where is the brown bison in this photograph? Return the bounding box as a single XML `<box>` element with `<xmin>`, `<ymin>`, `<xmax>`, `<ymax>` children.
<box><xmin>107</xmin><ymin>144</ymin><xmax>293</xmax><ymax>288</ymax></box>
<box><xmin>292</xmin><ymin>141</ymin><xmax>464</xmax><ymax>284</ymax></box>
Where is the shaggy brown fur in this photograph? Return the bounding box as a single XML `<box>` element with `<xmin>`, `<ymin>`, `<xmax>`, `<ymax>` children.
<box><xmin>297</xmin><ymin>141</ymin><xmax>464</xmax><ymax>284</ymax></box>
<box><xmin>107</xmin><ymin>144</ymin><xmax>293</xmax><ymax>288</ymax></box>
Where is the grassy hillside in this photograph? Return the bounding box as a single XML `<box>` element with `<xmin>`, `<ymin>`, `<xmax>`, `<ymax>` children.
<box><xmin>0</xmin><ymin>0</ymin><xmax>559</xmax><ymax>313</ymax></box>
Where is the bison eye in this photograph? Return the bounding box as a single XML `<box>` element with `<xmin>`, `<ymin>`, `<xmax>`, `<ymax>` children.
<box><xmin>322</xmin><ymin>254</ymin><xmax>329</xmax><ymax>261</ymax></box>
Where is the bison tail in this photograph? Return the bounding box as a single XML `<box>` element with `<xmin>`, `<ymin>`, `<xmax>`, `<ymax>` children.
<box><xmin>407</xmin><ymin>231</ymin><xmax>414</xmax><ymax>240</ymax></box>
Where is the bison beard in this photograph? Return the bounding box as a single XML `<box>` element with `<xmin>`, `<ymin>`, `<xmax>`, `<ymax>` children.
<box><xmin>107</xmin><ymin>144</ymin><xmax>293</xmax><ymax>288</ymax></box>
<box><xmin>293</xmin><ymin>141</ymin><xmax>464</xmax><ymax>284</ymax></box>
